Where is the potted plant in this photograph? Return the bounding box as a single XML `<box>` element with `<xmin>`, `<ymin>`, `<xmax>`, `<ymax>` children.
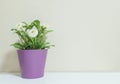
<box><xmin>11</xmin><ymin>20</ymin><xmax>53</xmax><ymax>79</ymax></box>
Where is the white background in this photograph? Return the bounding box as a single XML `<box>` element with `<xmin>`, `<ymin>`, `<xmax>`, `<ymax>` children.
<box><xmin>0</xmin><ymin>0</ymin><xmax>120</xmax><ymax>72</ymax></box>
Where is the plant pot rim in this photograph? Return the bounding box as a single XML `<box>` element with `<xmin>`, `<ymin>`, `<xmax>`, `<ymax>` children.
<box><xmin>17</xmin><ymin>49</ymin><xmax>48</xmax><ymax>51</ymax></box>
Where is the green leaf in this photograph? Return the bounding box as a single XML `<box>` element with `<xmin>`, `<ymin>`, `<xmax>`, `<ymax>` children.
<box><xmin>11</xmin><ymin>43</ymin><xmax>24</xmax><ymax>49</ymax></box>
<box><xmin>33</xmin><ymin>20</ymin><xmax>40</xmax><ymax>25</ymax></box>
<box><xmin>44</xmin><ymin>30</ymin><xmax>53</xmax><ymax>34</ymax></box>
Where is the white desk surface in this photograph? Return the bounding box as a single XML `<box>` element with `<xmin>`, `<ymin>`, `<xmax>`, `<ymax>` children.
<box><xmin>0</xmin><ymin>72</ymin><xmax>120</xmax><ymax>84</ymax></box>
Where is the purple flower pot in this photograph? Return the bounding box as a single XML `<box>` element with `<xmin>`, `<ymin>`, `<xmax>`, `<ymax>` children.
<box><xmin>17</xmin><ymin>49</ymin><xmax>47</xmax><ymax>79</ymax></box>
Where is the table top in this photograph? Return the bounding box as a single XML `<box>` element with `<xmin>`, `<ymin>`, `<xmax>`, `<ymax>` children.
<box><xmin>0</xmin><ymin>72</ymin><xmax>120</xmax><ymax>84</ymax></box>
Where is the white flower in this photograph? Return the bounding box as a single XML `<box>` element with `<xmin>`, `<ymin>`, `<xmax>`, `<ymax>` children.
<box><xmin>27</xmin><ymin>27</ymin><xmax>38</xmax><ymax>38</ymax></box>
<box><xmin>15</xmin><ymin>22</ymin><xmax>25</xmax><ymax>31</ymax></box>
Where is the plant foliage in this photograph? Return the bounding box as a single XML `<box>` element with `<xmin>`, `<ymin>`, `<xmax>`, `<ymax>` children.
<box><xmin>11</xmin><ymin>20</ymin><xmax>54</xmax><ymax>50</ymax></box>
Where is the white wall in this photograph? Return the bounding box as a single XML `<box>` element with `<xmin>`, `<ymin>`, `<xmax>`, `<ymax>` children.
<box><xmin>0</xmin><ymin>0</ymin><xmax>120</xmax><ymax>72</ymax></box>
